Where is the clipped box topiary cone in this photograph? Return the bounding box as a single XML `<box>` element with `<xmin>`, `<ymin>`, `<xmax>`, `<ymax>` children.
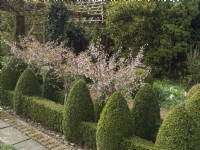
<box><xmin>63</xmin><ymin>79</ymin><xmax>94</xmax><ymax>142</ymax></box>
<box><xmin>155</xmin><ymin>106</ymin><xmax>200</xmax><ymax>150</ymax></box>
<box><xmin>14</xmin><ymin>68</ymin><xmax>40</xmax><ymax>114</ymax></box>
<box><xmin>131</xmin><ymin>83</ymin><xmax>160</xmax><ymax>141</ymax></box>
<box><xmin>96</xmin><ymin>92</ymin><xmax>134</xmax><ymax>150</ymax></box>
<box><xmin>187</xmin><ymin>84</ymin><xmax>200</xmax><ymax>100</ymax></box>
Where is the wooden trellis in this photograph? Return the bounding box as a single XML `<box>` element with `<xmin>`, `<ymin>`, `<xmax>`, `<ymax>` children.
<box><xmin>69</xmin><ymin>0</ymin><xmax>106</xmax><ymax>23</ymax></box>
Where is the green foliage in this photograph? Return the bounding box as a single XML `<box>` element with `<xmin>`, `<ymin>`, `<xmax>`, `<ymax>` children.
<box><xmin>132</xmin><ymin>83</ymin><xmax>160</xmax><ymax>141</ymax></box>
<box><xmin>21</xmin><ymin>96</ymin><xmax>63</xmax><ymax>132</ymax></box>
<box><xmin>153</xmin><ymin>80</ymin><xmax>186</xmax><ymax>109</ymax></box>
<box><xmin>93</xmin><ymin>99</ymin><xmax>105</xmax><ymax>122</ymax></box>
<box><xmin>47</xmin><ymin>1</ymin><xmax>68</xmax><ymax>43</ymax></box>
<box><xmin>43</xmin><ymin>70</ymin><xmax>64</xmax><ymax>102</ymax></box>
<box><xmin>14</xmin><ymin>68</ymin><xmax>40</xmax><ymax>96</ymax></box>
<box><xmin>7</xmin><ymin>91</ymin><xmax>14</xmax><ymax>109</ymax></box>
<box><xmin>63</xmin><ymin>80</ymin><xmax>94</xmax><ymax>141</ymax></box>
<box><xmin>122</xmin><ymin>136</ymin><xmax>154</xmax><ymax>150</ymax></box>
<box><xmin>155</xmin><ymin>106</ymin><xmax>200</xmax><ymax>150</ymax></box>
<box><xmin>134</xmin><ymin>68</ymin><xmax>154</xmax><ymax>85</ymax></box>
<box><xmin>0</xmin><ymin>58</ymin><xmax>26</xmax><ymax>91</ymax></box>
<box><xmin>96</xmin><ymin>92</ymin><xmax>133</xmax><ymax>150</ymax></box>
<box><xmin>66</xmin><ymin>24</ymin><xmax>89</xmax><ymax>54</ymax></box>
<box><xmin>54</xmin><ymin>90</ymin><xmax>65</xmax><ymax>105</ymax></box>
<box><xmin>185</xmin><ymin>92</ymin><xmax>200</xmax><ymax>126</ymax></box>
<box><xmin>78</xmin><ymin>122</ymin><xmax>97</xmax><ymax>149</ymax></box>
<box><xmin>106</xmin><ymin>1</ymin><xmax>160</xmax><ymax>54</ymax></box>
<box><xmin>187</xmin><ymin>83</ymin><xmax>200</xmax><ymax>100</ymax></box>
<box><xmin>0</xmin><ymin>145</ymin><xmax>16</xmax><ymax>150</ymax></box>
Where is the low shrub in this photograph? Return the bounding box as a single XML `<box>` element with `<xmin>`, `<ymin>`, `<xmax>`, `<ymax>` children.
<box><xmin>122</xmin><ymin>136</ymin><xmax>154</xmax><ymax>150</ymax></box>
<box><xmin>96</xmin><ymin>92</ymin><xmax>133</xmax><ymax>150</ymax></box>
<box><xmin>132</xmin><ymin>83</ymin><xmax>160</xmax><ymax>141</ymax></box>
<box><xmin>187</xmin><ymin>83</ymin><xmax>200</xmax><ymax>100</ymax></box>
<box><xmin>155</xmin><ymin>106</ymin><xmax>200</xmax><ymax>150</ymax></box>
<box><xmin>63</xmin><ymin>80</ymin><xmax>95</xmax><ymax>141</ymax></box>
<box><xmin>153</xmin><ymin>80</ymin><xmax>186</xmax><ymax>109</ymax></box>
<box><xmin>0</xmin><ymin>145</ymin><xmax>16</xmax><ymax>150</ymax></box>
<box><xmin>78</xmin><ymin>122</ymin><xmax>97</xmax><ymax>149</ymax></box>
<box><xmin>185</xmin><ymin>92</ymin><xmax>200</xmax><ymax>126</ymax></box>
<box><xmin>93</xmin><ymin>99</ymin><xmax>105</xmax><ymax>122</ymax></box>
<box><xmin>21</xmin><ymin>96</ymin><xmax>63</xmax><ymax>132</ymax></box>
<box><xmin>7</xmin><ymin>91</ymin><xmax>14</xmax><ymax>109</ymax></box>
<box><xmin>43</xmin><ymin>70</ymin><xmax>64</xmax><ymax>101</ymax></box>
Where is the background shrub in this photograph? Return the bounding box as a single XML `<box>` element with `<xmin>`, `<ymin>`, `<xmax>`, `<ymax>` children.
<box><xmin>0</xmin><ymin>58</ymin><xmax>26</xmax><ymax>91</ymax></box>
<box><xmin>43</xmin><ymin>70</ymin><xmax>64</xmax><ymax>102</ymax></box>
<box><xmin>187</xmin><ymin>83</ymin><xmax>200</xmax><ymax>100</ymax></box>
<box><xmin>63</xmin><ymin>80</ymin><xmax>94</xmax><ymax>141</ymax></box>
<box><xmin>96</xmin><ymin>92</ymin><xmax>133</xmax><ymax>150</ymax></box>
<box><xmin>132</xmin><ymin>83</ymin><xmax>160</xmax><ymax>141</ymax></box>
<box><xmin>155</xmin><ymin>106</ymin><xmax>200</xmax><ymax>150</ymax></box>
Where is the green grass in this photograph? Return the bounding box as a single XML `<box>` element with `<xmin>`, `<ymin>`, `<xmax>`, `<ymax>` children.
<box><xmin>0</xmin><ymin>145</ymin><xmax>16</xmax><ymax>150</ymax></box>
<box><xmin>153</xmin><ymin>80</ymin><xmax>186</xmax><ymax>109</ymax></box>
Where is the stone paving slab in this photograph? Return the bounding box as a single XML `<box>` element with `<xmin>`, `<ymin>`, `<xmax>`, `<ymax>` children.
<box><xmin>0</xmin><ymin>126</ymin><xmax>30</xmax><ymax>145</ymax></box>
<box><xmin>13</xmin><ymin>139</ymin><xmax>48</xmax><ymax>150</ymax></box>
<box><xmin>0</xmin><ymin>120</ymin><xmax>10</xmax><ymax>129</ymax></box>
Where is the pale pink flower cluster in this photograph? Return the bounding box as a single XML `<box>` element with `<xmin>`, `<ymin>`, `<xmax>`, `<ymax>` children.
<box><xmin>7</xmin><ymin>37</ymin><xmax>150</xmax><ymax>101</ymax></box>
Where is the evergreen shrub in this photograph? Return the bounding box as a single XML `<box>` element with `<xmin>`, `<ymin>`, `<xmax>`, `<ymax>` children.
<box><xmin>96</xmin><ymin>92</ymin><xmax>133</xmax><ymax>150</ymax></box>
<box><xmin>132</xmin><ymin>83</ymin><xmax>160</xmax><ymax>140</ymax></box>
<box><xmin>155</xmin><ymin>106</ymin><xmax>200</xmax><ymax>150</ymax></box>
<box><xmin>122</xmin><ymin>136</ymin><xmax>154</xmax><ymax>150</ymax></box>
<box><xmin>187</xmin><ymin>83</ymin><xmax>200</xmax><ymax>100</ymax></box>
<box><xmin>63</xmin><ymin>79</ymin><xmax>94</xmax><ymax>141</ymax></box>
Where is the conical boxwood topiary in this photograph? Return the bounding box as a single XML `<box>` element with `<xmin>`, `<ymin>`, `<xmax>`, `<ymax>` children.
<box><xmin>185</xmin><ymin>92</ymin><xmax>200</xmax><ymax>126</ymax></box>
<box><xmin>43</xmin><ymin>70</ymin><xmax>64</xmax><ymax>102</ymax></box>
<box><xmin>187</xmin><ymin>84</ymin><xmax>200</xmax><ymax>100</ymax></box>
<box><xmin>63</xmin><ymin>79</ymin><xmax>94</xmax><ymax>141</ymax></box>
<box><xmin>14</xmin><ymin>68</ymin><xmax>40</xmax><ymax>114</ymax></box>
<box><xmin>0</xmin><ymin>58</ymin><xmax>26</xmax><ymax>91</ymax></box>
<box><xmin>96</xmin><ymin>92</ymin><xmax>133</xmax><ymax>150</ymax></box>
<box><xmin>15</xmin><ymin>68</ymin><xmax>40</xmax><ymax>96</ymax></box>
<box><xmin>155</xmin><ymin>106</ymin><xmax>200</xmax><ymax>150</ymax></box>
<box><xmin>131</xmin><ymin>83</ymin><xmax>160</xmax><ymax>140</ymax></box>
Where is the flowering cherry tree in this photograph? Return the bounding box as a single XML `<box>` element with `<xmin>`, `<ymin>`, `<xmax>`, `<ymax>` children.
<box><xmin>6</xmin><ymin>37</ymin><xmax>150</xmax><ymax>101</ymax></box>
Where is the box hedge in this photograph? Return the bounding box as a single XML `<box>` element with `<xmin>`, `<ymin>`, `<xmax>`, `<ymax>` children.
<box><xmin>132</xmin><ymin>83</ymin><xmax>160</xmax><ymax>141</ymax></box>
<box><xmin>21</xmin><ymin>96</ymin><xmax>63</xmax><ymax>132</ymax></box>
<box><xmin>63</xmin><ymin>79</ymin><xmax>95</xmax><ymax>141</ymax></box>
<box><xmin>96</xmin><ymin>92</ymin><xmax>134</xmax><ymax>150</ymax></box>
<box><xmin>187</xmin><ymin>83</ymin><xmax>200</xmax><ymax>100</ymax></box>
<box><xmin>78</xmin><ymin>121</ymin><xmax>97</xmax><ymax>149</ymax></box>
<box><xmin>122</xmin><ymin>136</ymin><xmax>154</xmax><ymax>150</ymax></box>
<box><xmin>155</xmin><ymin>106</ymin><xmax>200</xmax><ymax>150</ymax></box>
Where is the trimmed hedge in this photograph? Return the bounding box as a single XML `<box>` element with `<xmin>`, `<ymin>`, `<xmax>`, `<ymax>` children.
<box><xmin>122</xmin><ymin>136</ymin><xmax>154</xmax><ymax>150</ymax></box>
<box><xmin>155</xmin><ymin>106</ymin><xmax>200</xmax><ymax>150</ymax></box>
<box><xmin>54</xmin><ymin>90</ymin><xmax>65</xmax><ymax>105</ymax></box>
<box><xmin>132</xmin><ymin>83</ymin><xmax>160</xmax><ymax>140</ymax></box>
<box><xmin>0</xmin><ymin>58</ymin><xmax>26</xmax><ymax>91</ymax></box>
<box><xmin>96</xmin><ymin>92</ymin><xmax>133</xmax><ymax>150</ymax></box>
<box><xmin>94</xmin><ymin>99</ymin><xmax>105</xmax><ymax>122</ymax></box>
<box><xmin>21</xmin><ymin>96</ymin><xmax>63</xmax><ymax>132</ymax></box>
<box><xmin>43</xmin><ymin>70</ymin><xmax>64</xmax><ymax>102</ymax></box>
<box><xmin>63</xmin><ymin>80</ymin><xmax>95</xmax><ymax>141</ymax></box>
<box><xmin>7</xmin><ymin>91</ymin><xmax>14</xmax><ymax>109</ymax></box>
<box><xmin>78</xmin><ymin>122</ymin><xmax>97</xmax><ymax>149</ymax></box>
<box><xmin>187</xmin><ymin>84</ymin><xmax>200</xmax><ymax>100</ymax></box>
<box><xmin>185</xmin><ymin>92</ymin><xmax>200</xmax><ymax>126</ymax></box>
